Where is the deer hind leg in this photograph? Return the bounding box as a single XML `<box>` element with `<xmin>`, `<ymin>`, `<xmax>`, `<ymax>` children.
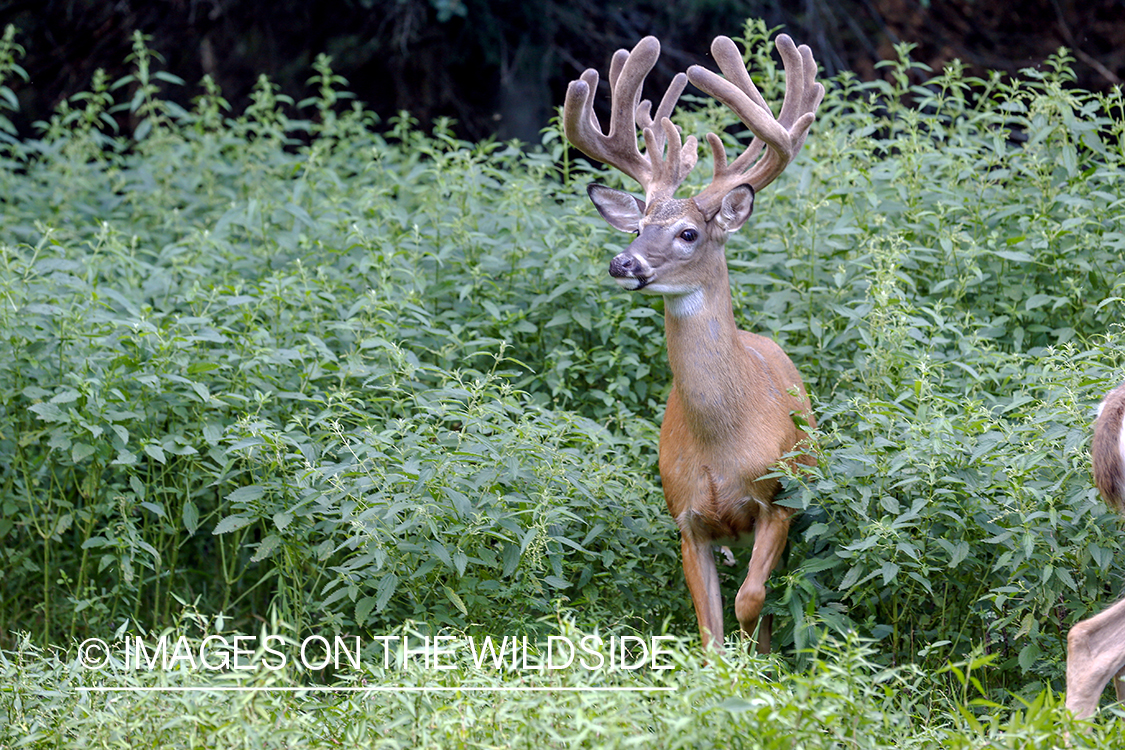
<box><xmin>735</xmin><ymin>511</ymin><xmax>791</xmax><ymax>654</ymax></box>
<box><xmin>681</xmin><ymin>534</ymin><xmax>724</xmax><ymax>651</ymax></box>
<box><xmin>1065</xmin><ymin>596</ymin><xmax>1125</xmax><ymax>719</ymax></box>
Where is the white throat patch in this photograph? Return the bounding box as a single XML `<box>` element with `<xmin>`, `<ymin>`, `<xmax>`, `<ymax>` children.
<box><xmin>664</xmin><ymin>289</ymin><xmax>704</xmax><ymax>318</ymax></box>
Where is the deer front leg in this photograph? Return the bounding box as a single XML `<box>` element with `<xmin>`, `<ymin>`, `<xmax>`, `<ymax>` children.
<box><xmin>1066</xmin><ymin>596</ymin><xmax>1125</xmax><ymax>719</ymax></box>
<box><xmin>734</xmin><ymin>511</ymin><xmax>791</xmax><ymax>654</ymax></box>
<box><xmin>681</xmin><ymin>534</ymin><xmax>724</xmax><ymax>651</ymax></box>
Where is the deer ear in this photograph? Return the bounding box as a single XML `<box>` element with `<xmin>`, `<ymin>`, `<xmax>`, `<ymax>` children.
<box><xmin>587</xmin><ymin>184</ymin><xmax>646</xmax><ymax>233</ymax></box>
<box><xmin>714</xmin><ymin>184</ymin><xmax>755</xmax><ymax>233</ymax></box>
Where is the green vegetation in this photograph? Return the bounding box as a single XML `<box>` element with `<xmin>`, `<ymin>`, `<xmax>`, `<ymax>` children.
<box><xmin>2</xmin><ymin>19</ymin><xmax>1125</xmax><ymax>746</ymax></box>
<box><xmin>6</xmin><ymin>630</ymin><xmax>1123</xmax><ymax>748</ymax></box>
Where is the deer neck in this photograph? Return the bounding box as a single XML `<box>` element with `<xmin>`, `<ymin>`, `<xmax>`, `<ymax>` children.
<box><xmin>662</xmin><ymin>264</ymin><xmax>757</xmax><ymax>440</ymax></box>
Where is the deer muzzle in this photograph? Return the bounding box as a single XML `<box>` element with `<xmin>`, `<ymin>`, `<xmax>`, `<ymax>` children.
<box><xmin>609</xmin><ymin>251</ymin><xmax>653</xmax><ymax>291</ymax></box>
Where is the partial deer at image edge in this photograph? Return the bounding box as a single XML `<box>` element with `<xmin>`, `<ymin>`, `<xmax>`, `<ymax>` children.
<box><xmin>1068</xmin><ymin>383</ymin><xmax>1125</xmax><ymax>718</ymax></box>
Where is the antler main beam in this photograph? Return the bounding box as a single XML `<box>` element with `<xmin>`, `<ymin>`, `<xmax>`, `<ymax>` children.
<box><xmin>688</xmin><ymin>35</ymin><xmax>824</xmax><ymax>214</ymax></box>
<box><xmin>562</xmin><ymin>37</ymin><xmax>698</xmax><ymax>205</ymax></box>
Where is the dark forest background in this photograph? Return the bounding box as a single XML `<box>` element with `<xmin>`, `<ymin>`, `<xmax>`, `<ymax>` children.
<box><xmin>3</xmin><ymin>0</ymin><xmax>1125</xmax><ymax>144</ymax></box>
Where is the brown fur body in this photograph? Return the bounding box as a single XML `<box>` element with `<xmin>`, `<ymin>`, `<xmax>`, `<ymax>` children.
<box><xmin>662</xmin><ymin>329</ymin><xmax>814</xmax><ymax>543</ymax></box>
<box><xmin>590</xmin><ymin>188</ymin><xmax>815</xmax><ymax>651</ymax></box>
<box><xmin>1092</xmin><ymin>384</ymin><xmax>1125</xmax><ymax>512</ymax></box>
<box><xmin>655</xmin><ymin>231</ymin><xmax>815</xmax><ymax>651</ymax></box>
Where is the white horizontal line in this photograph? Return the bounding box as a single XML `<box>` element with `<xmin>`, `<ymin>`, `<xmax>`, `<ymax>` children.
<box><xmin>74</xmin><ymin>685</ymin><xmax>675</xmax><ymax>693</ymax></box>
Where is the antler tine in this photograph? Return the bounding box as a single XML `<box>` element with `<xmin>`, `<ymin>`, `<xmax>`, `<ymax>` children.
<box><xmin>563</xmin><ymin>37</ymin><xmax>698</xmax><ymax>204</ymax></box>
<box><xmin>773</xmin><ymin>37</ymin><xmax>825</xmax><ymax>157</ymax></box>
<box><xmin>687</xmin><ymin>34</ymin><xmax>825</xmax><ymax>215</ymax></box>
<box><xmin>645</xmin><ymin>117</ymin><xmax>698</xmax><ymax>200</ymax></box>
<box><xmin>638</xmin><ymin>72</ymin><xmax>684</xmax><ymax>151</ymax></box>
<box><xmin>563</xmin><ymin>69</ymin><xmax>647</xmax><ymax>187</ymax></box>
<box><xmin>640</xmin><ymin>72</ymin><xmax>699</xmax><ymax>201</ymax></box>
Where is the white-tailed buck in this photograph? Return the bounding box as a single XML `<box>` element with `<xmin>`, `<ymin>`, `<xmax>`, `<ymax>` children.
<box><xmin>563</xmin><ymin>33</ymin><xmax>822</xmax><ymax>651</ymax></box>
<box><xmin>1067</xmin><ymin>383</ymin><xmax>1125</xmax><ymax>718</ymax></box>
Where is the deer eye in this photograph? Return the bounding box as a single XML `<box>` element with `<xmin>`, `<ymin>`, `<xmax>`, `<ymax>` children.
<box><xmin>679</xmin><ymin>228</ymin><xmax>698</xmax><ymax>242</ymax></box>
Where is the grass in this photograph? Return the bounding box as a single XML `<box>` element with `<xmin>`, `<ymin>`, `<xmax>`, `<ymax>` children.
<box><xmin>6</xmin><ymin>628</ymin><xmax>1123</xmax><ymax>748</ymax></box>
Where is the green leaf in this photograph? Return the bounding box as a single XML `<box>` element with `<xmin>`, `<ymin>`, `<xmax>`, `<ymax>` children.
<box><xmin>716</xmin><ymin>697</ymin><xmax>755</xmax><ymax>713</ymax></box>
<box><xmin>143</xmin><ymin>443</ymin><xmax>166</xmax><ymax>464</ymax></box>
<box><xmin>71</xmin><ymin>443</ymin><xmax>96</xmax><ymax>462</ymax></box>
<box><xmin>213</xmin><ymin>514</ymin><xmax>253</xmax><ymax>535</ymax></box>
<box><xmin>139</xmin><ymin>502</ymin><xmax>165</xmax><ymax>519</ymax></box>
<box><xmin>375</xmin><ymin>573</ymin><xmax>398</xmax><ymax>613</ymax></box>
<box><xmin>183</xmin><ymin>500</ymin><xmax>199</xmax><ymax>535</ymax></box>
<box><xmin>29</xmin><ymin>402</ymin><xmax>65</xmax><ymax>423</ymax></box>
<box><xmin>443</xmin><ymin>586</ymin><xmax>468</xmax><ymax>616</ymax></box>
<box><xmin>202</xmin><ymin>424</ymin><xmax>224</xmax><ymax>446</ymax></box>
<box><xmin>355</xmin><ymin>595</ymin><xmax>377</xmax><ymax>626</ymax></box>
<box><xmin>227</xmin><ymin>485</ymin><xmax>264</xmax><ymax>504</ymax></box>
<box><xmin>251</xmin><ymin>534</ymin><xmax>281</xmax><ymax>562</ymax></box>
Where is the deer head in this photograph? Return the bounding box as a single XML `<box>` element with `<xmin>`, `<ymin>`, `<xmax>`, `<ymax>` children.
<box><xmin>564</xmin><ymin>34</ymin><xmax>824</xmax><ymax>310</ymax></box>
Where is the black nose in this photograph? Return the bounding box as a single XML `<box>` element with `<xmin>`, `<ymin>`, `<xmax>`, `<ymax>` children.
<box><xmin>609</xmin><ymin>254</ymin><xmax>636</xmax><ymax>278</ymax></box>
